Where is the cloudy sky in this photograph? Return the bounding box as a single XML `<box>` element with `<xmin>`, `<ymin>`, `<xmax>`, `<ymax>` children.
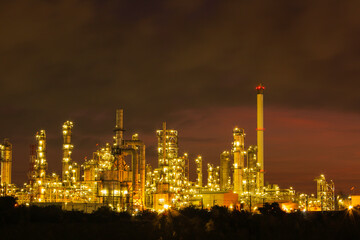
<box><xmin>1</xmin><ymin>0</ymin><xmax>360</xmax><ymax>194</ymax></box>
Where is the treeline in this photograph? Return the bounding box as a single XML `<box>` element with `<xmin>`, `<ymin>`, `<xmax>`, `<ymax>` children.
<box><xmin>0</xmin><ymin>197</ymin><xmax>359</xmax><ymax>240</ymax></box>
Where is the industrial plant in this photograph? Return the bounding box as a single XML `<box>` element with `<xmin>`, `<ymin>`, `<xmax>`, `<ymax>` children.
<box><xmin>0</xmin><ymin>84</ymin><xmax>345</xmax><ymax>212</ymax></box>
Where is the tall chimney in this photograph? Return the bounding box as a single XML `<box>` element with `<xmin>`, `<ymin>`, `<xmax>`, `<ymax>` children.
<box><xmin>115</xmin><ymin>109</ymin><xmax>124</xmax><ymax>146</ymax></box>
<box><xmin>256</xmin><ymin>84</ymin><xmax>265</xmax><ymax>189</ymax></box>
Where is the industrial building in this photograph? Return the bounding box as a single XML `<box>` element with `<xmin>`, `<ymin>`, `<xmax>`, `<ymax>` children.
<box><xmin>0</xmin><ymin>84</ymin><xmax>341</xmax><ymax>212</ymax></box>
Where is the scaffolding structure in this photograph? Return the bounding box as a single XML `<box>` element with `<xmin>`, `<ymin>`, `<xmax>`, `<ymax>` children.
<box><xmin>315</xmin><ymin>174</ymin><xmax>335</xmax><ymax>211</ymax></box>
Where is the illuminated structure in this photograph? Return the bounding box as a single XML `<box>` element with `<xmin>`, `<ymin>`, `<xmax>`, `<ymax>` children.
<box><xmin>35</xmin><ymin>130</ymin><xmax>48</xmax><ymax>181</ymax></box>
<box><xmin>232</xmin><ymin>128</ymin><xmax>245</xmax><ymax>195</ymax></box>
<box><xmin>256</xmin><ymin>83</ymin><xmax>265</xmax><ymax>189</ymax></box>
<box><xmin>81</xmin><ymin>108</ymin><xmax>146</xmax><ymax>211</ymax></box>
<box><xmin>62</xmin><ymin>121</ymin><xmax>79</xmax><ymax>185</ymax></box>
<box><xmin>0</xmin><ymin>139</ymin><xmax>12</xmax><ymax>186</ymax></box>
<box><xmin>7</xmin><ymin>109</ymin><xmax>146</xmax><ymax>210</ymax></box>
<box><xmin>157</xmin><ymin>122</ymin><xmax>179</xmax><ymax>186</ymax></box>
<box><xmin>149</xmin><ymin>122</ymin><xmax>190</xmax><ymax>210</ymax></box>
<box><xmin>220</xmin><ymin>151</ymin><xmax>231</xmax><ymax>191</ymax></box>
<box><xmin>315</xmin><ymin>174</ymin><xmax>335</xmax><ymax>211</ymax></box>
<box><xmin>244</xmin><ymin>145</ymin><xmax>259</xmax><ymax>194</ymax></box>
<box><xmin>207</xmin><ymin>163</ymin><xmax>220</xmax><ymax>191</ymax></box>
<box><xmin>295</xmin><ymin>175</ymin><xmax>336</xmax><ymax>212</ymax></box>
<box><xmin>28</xmin><ymin>145</ymin><xmax>36</xmax><ymax>184</ymax></box>
<box><xmin>0</xmin><ymin>85</ymin><xmax>340</xmax><ymax>212</ymax></box>
<box><xmin>195</xmin><ymin>155</ymin><xmax>202</xmax><ymax>188</ymax></box>
<box><xmin>29</xmin><ymin>130</ymin><xmax>49</xmax><ymax>202</ymax></box>
<box><xmin>182</xmin><ymin>153</ymin><xmax>189</xmax><ymax>183</ymax></box>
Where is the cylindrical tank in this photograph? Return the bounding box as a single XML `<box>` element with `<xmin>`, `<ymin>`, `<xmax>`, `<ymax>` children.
<box><xmin>220</xmin><ymin>151</ymin><xmax>230</xmax><ymax>191</ymax></box>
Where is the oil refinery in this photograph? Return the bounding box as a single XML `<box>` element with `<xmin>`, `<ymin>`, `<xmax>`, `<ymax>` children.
<box><xmin>0</xmin><ymin>84</ymin><xmax>347</xmax><ymax>213</ymax></box>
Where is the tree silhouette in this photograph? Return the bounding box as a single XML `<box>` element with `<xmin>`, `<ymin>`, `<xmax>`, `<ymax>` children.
<box><xmin>259</xmin><ymin>202</ymin><xmax>285</xmax><ymax>216</ymax></box>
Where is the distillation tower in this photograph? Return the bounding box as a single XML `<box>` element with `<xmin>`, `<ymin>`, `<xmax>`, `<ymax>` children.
<box><xmin>145</xmin><ymin>122</ymin><xmax>192</xmax><ymax>209</ymax></box>
<box><xmin>195</xmin><ymin>155</ymin><xmax>203</xmax><ymax>188</ymax></box>
<box><xmin>35</xmin><ymin>130</ymin><xmax>48</xmax><ymax>181</ymax></box>
<box><xmin>207</xmin><ymin>163</ymin><xmax>220</xmax><ymax>191</ymax></box>
<box><xmin>62</xmin><ymin>121</ymin><xmax>79</xmax><ymax>185</ymax></box>
<box><xmin>0</xmin><ymin>139</ymin><xmax>12</xmax><ymax>187</ymax></box>
<box><xmin>156</xmin><ymin>122</ymin><xmax>187</xmax><ymax>193</ymax></box>
<box><xmin>220</xmin><ymin>151</ymin><xmax>231</xmax><ymax>191</ymax></box>
<box><xmin>244</xmin><ymin>145</ymin><xmax>259</xmax><ymax>194</ymax></box>
<box><xmin>32</xmin><ymin>130</ymin><xmax>48</xmax><ymax>201</ymax></box>
<box><xmin>233</xmin><ymin>128</ymin><xmax>245</xmax><ymax>195</ymax></box>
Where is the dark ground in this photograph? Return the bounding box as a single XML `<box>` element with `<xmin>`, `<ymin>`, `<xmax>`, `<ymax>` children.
<box><xmin>0</xmin><ymin>197</ymin><xmax>359</xmax><ymax>240</ymax></box>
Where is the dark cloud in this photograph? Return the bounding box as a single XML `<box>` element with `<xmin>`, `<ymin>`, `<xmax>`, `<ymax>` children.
<box><xmin>1</xmin><ymin>0</ymin><xmax>360</xmax><ymax>193</ymax></box>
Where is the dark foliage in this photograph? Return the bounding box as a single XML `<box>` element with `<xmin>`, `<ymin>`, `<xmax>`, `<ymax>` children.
<box><xmin>0</xmin><ymin>196</ymin><xmax>17</xmax><ymax>211</ymax></box>
<box><xmin>259</xmin><ymin>202</ymin><xmax>285</xmax><ymax>216</ymax></box>
<box><xmin>0</xmin><ymin>197</ymin><xmax>360</xmax><ymax>240</ymax></box>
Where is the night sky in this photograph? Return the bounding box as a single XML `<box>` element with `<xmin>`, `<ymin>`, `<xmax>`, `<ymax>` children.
<box><xmin>1</xmin><ymin>0</ymin><xmax>360</xmax><ymax>194</ymax></box>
